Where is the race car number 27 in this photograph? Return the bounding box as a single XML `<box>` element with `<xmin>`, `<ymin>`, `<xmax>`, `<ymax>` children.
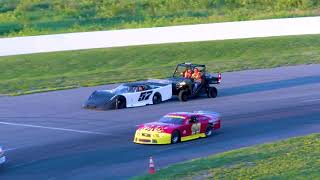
<box><xmin>138</xmin><ymin>91</ymin><xmax>153</xmax><ymax>101</ymax></box>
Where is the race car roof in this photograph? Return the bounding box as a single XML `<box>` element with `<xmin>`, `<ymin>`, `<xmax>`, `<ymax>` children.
<box><xmin>166</xmin><ymin>112</ymin><xmax>196</xmax><ymax>118</ymax></box>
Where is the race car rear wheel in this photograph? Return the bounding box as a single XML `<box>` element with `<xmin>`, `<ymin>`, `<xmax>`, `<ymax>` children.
<box><xmin>171</xmin><ymin>130</ymin><xmax>180</xmax><ymax>144</ymax></box>
<box><xmin>207</xmin><ymin>87</ymin><xmax>217</xmax><ymax>98</ymax></box>
<box><xmin>152</xmin><ymin>93</ymin><xmax>162</xmax><ymax>104</ymax></box>
<box><xmin>115</xmin><ymin>96</ymin><xmax>126</xmax><ymax>109</ymax></box>
<box><xmin>205</xmin><ymin>125</ymin><xmax>213</xmax><ymax>137</ymax></box>
<box><xmin>178</xmin><ymin>90</ymin><xmax>188</xmax><ymax>102</ymax></box>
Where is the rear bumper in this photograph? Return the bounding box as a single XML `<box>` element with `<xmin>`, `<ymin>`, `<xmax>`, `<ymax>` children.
<box><xmin>213</xmin><ymin>120</ymin><xmax>221</xmax><ymax>130</ymax></box>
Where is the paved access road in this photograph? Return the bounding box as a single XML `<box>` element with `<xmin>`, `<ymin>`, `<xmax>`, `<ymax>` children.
<box><xmin>0</xmin><ymin>64</ymin><xmax>319</xmax><ymax>180</ymax></box>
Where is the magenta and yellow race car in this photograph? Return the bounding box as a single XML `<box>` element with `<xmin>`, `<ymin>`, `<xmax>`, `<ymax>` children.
<box><xmin>134</xmin><ymin>111</ymin><xmax>221</xmax><ymax>144</ymax></box>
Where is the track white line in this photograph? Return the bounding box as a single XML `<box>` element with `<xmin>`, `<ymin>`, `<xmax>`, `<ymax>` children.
<box><xmin>301</xmin><ymin>98</ymin><xmax>320</xmax><ymax>103</ymax></box>
<box><xmin>0</xmin><ymin>121</ymin><xmax>107</xmax><ymax>135</ymax></box>
<box><xmin>4</xmin><ymin>148</ymin><xmax>18</xmax><ymax>152</ymax></box>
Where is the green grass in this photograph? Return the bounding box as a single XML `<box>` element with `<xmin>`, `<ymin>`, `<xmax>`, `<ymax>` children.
<box><xmin>1</xmin><ymin>0</ymin><xmax>320</xmax><ymax>37</ymax></box>
<box><xmin>133</xmin><ymin>133</ymin><xmax>320</xmax><ymax>180</ymax></box>
<box><xmin>1</xmin><ymin>34</ymin><xmax>320</xmax><ymax>95</ymax></box>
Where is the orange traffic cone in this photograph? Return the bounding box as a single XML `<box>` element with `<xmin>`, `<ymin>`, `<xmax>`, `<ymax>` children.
<box><xmin>149</xmin><ymin>156</ymin><xmax>155</xmax><ymax>174</ymax></box>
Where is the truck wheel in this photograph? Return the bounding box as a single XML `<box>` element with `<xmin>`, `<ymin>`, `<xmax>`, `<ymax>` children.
<box><xmin>178</xmin><ymin>90</ymin><xmax>188</xmax><ymax>102</ymax></box>
<box><xmin>152</xmin><ymin>93</ymin><xmax>162</xmax><ymax>104</ymax></box>
<box><xmin>207</xmin><ymin>87</ymin><xmax>217</xmax><ymax>98</ymax></box>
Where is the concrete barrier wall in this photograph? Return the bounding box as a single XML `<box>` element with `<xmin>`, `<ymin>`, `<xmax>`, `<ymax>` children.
<box><xmin>0</xmin><ymin>16</ymin><xmax>320</xmax><ymax>57</ymax></box>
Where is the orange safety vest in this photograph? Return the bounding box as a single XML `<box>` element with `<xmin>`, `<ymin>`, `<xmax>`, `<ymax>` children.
<box><xmin>184</xmin><ymin>72</ymin><xmax>192</xmax><ymax>78</ymax></box>
<box><xmin>192</xmin><ymin>72</ymin><xmax>202</xmax><ymax>81</ymax></box>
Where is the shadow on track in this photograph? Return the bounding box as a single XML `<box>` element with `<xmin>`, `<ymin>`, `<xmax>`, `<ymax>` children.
<box><xmin>220</xmin><ymin>75</ymin><xmax>320</xmax><ymax>97</ymax></box>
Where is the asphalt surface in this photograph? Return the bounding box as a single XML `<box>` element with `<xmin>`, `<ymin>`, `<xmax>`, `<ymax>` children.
<box><xmin>0</xmin><ymin>64</ymin><xmax>320</xmax><ymax>180</ymax></box>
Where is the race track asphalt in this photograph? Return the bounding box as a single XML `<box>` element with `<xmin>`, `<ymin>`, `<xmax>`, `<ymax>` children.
<box><xmin>0</xmin><ymin>64</ymin><xmax>319</xmax><ymax>180</ymax></box>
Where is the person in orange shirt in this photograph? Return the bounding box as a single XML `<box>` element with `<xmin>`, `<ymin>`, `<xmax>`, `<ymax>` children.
<box><xmin>184</xmin><ymin>69</ymin><xmax>193</xmax><ymax>78</ymax></box>
<box><xmin>192</xmin><ymin>68</ymin><xmax>202</xmax><ymax>93</ymax></box>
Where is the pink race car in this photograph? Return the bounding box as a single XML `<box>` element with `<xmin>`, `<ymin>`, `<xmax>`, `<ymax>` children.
<box><xmin>134</xmin><ymin>111</ymin><xmax>221</xmax><ymax>144</ymax></box>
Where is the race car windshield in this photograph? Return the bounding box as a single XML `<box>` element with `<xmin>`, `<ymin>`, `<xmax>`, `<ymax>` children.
<box><xmin>112</xmin><ymin>85</ymin><xmax>133</xmax><ymax>94</ymax></box>
<box><xmin>159</xmin><ymin>116</ymin><xmax>184</xmax><ymax>125</ymax></box>
<box><xmin>173</xmin><ymin>65</ymin><xmax>189</xmax><ymax>77</ymax></box>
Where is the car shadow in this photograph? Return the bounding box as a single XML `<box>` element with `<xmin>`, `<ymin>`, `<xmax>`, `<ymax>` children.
<box><xmin>219</xmin><ymin>75</ymin><xmax>320</xmax><ymax>97</ymax></box>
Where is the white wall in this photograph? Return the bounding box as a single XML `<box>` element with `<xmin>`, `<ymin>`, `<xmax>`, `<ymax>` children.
<box><xmin>0</xmin><ymin>16</ymin><xmax>320</xmax><ymax>57</ymax></box>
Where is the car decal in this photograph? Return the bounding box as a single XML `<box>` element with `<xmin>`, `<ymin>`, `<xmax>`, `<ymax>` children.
<box><xmin>181</xmin><ymin>133</ymin><xmax>206</xmax><ymax>141</ymax></box>
<box><xmin>191</xmin><ymin>123</ymin><xmax>201</xmax><ymax>135</ymax></box>
<box><xmin>140</xmin><ymin>126</ymin><xmax>164</xmax><ymax>133</ymax></box>
<box><xmin>165</xmin><ymin>115</ymin><xmax>185</xmax><ymax>119</ymax></box>
<box><xmin>138</xmin><ymin>91</ymin><xmax>153</xmax><ymax>101</ymax></box>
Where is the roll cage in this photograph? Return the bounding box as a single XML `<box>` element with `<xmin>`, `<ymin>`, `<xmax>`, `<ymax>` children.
<box><xmin>172</xmin><ymin>63</ymin><xmax>206</xmax><ymax>78</ymax></box>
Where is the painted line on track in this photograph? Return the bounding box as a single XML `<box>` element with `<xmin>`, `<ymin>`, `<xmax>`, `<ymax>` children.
<box><xmin>4</xmin><ymin>148</ymin><xmax>19</xmax><ymax>152</ymax></box>
<box><xmin>301</xmin><ymin>98</ymin><xmax>320</xmax><ymax>103</ymax></box>
<box><xmin>0</xmin><ymin>121</ymin><xmax>107</xmax><ymax>135</ymax></box>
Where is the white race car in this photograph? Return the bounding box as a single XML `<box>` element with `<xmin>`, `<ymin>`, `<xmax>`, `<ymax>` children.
<box><xmin>83</xmin><ymin>81</ymin><xmax>172</xmax><ymax>110</ymax></box>
<box><xmin>0</xmin><ymin>146</ymin><xmax>6</xmax><ymax>165</ymax></box>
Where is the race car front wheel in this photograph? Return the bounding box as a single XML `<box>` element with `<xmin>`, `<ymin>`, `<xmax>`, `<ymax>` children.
<box><xmin>171</xmin><ymin>130</ymin><xmax>180</xmax><ymax>144</ymax></box>
<box><xmin>115</xmin><ymin>96</ymin><xmax>126</xmax><ymax>109</ymax></box>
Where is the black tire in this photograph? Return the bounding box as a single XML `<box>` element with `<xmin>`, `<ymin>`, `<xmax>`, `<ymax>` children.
<box><xmin>152</xmin><ymin>93</ymin><xmax>162</xmax><ymax>104</ymax></box>
<box><xmin>178</xmin><ymin>90</ymin><xmax>189</xmax><ymax>102</ymax></box>
<box><xmin>171</xmin><ymin>130</ymin><xmax>180</xmax><ymax>144</ymax></box>
<box><xmin>115</xmin><ymin>96</ymin><xmax>126</xmax><ymax>109</ymax></box>
<box><xmin>205</xmin><ymin>125</ymin><xmax>213</xmax><ymax>137</ymax></box>
<box><xmin>207</xmin><ymin>87</ymin><xmax>218</xmax><ymax>98</ymax></box>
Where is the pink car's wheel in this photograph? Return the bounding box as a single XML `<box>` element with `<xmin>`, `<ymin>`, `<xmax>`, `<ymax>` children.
<box><xmin>205</xmin><ymin>125</ymin><xmax>213</xmax><ymax>137</ymax></box>
<box><xmin>171</xmin><ymin>130</ymin><xmax>180</xmax><ymax>144</ymax></box>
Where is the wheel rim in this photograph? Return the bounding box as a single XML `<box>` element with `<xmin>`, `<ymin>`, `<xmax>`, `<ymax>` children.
<box><xmin>153</xmin><ymin>95</ymin><xmax>160</xmax><ymax>104</ymax></box>
<box><xmin>172</xmin><ymin>132</ymin><xmax>179</xmax><ymax>143</ymax></box>
<box><xmin>206</xmin><ymin>127</ymin><xmax>212</xmax><ymax>136</ymax></box>
<box><xmin>116</xmin><ymin>99</ymin><xmax>124</xmax><ymax>109</ymax></box>
<box><xmin>172</xmin><ymin>136</ymin><xmax>179</xmax><ymax>143</ymax></box>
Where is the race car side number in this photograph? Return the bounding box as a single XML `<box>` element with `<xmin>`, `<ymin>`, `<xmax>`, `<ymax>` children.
<box><xmin>138</xmin><ymin>91</ymin><xmax>153</xmax><ymax>101</ymax></box>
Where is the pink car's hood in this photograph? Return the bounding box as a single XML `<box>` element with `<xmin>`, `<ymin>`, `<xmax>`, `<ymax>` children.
<box><xmin>137</xmin><ymin>122</ymin><xmax>180</xmax><ymax>134</ymax></box>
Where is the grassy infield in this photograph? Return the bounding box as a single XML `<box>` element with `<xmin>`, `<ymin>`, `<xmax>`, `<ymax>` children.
<box><xmin>1</xmin><ymin>34</ymin><xmax>320</xmax><ymax>95</ymax></box>
<box><xmin>134</xmin><ymin>134</ymin><xmax>320</xmax><ymax>179</ymax></box>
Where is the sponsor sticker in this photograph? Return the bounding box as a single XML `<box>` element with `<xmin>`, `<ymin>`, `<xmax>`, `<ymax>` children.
<box><xmin>141</xmin><ymin>126</ymin><xmax>163</xmax><ymax>133</ymax></box>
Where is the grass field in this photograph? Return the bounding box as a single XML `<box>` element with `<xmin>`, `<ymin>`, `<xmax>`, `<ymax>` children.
<box><xmin>1</xmin><ymin>34</ymin><xmax>320</xmax><ymax>95</ymax></box>
<box><xmin>133</xmin><ymin>133</ymin><xmax>320</xmax><ymax>179</ymax></box>
<box><xmin>1</xmin><ymin>0</ymin><xmax>320</xmax><ymax>37</ymax></box>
